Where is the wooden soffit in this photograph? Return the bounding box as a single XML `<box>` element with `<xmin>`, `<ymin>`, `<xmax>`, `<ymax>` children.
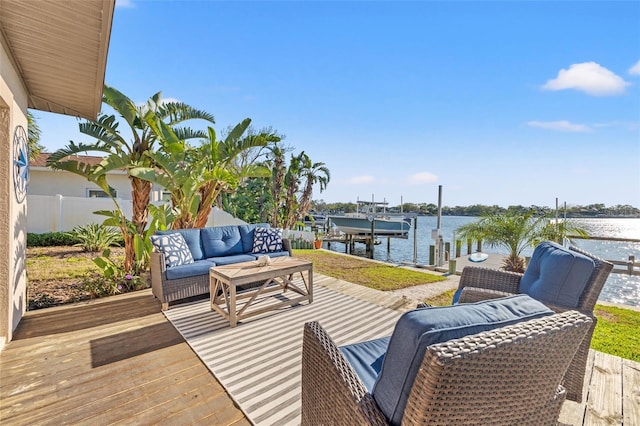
<box><xmin>0</xmin><ymin>0</ymin><xmax>114</xmax><ymax>119</ymax></box>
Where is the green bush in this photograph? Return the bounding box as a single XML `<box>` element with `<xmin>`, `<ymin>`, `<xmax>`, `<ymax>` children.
<box><xmin>27</xmin><ymin>232</ymin><xmax>79</xmax><ymax>247</ymax></box>
<box><xmin>66</xmin><ymin>223</ymin><xmax>123</xmax><ymax>252</ymax></box>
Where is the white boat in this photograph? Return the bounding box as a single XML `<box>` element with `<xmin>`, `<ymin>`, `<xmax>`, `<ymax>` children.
<box><xmin>328</xmin><ymin>200</ymin><xmax>413</xmax><ymax>238</ymax></box>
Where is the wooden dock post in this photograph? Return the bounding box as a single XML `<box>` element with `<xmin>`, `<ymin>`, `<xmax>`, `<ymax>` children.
<box><xmin>429</xmin><ymin>245</ymin><xmax>435</xmax><ymax>265</ymax></box>
<box><xmin>455</xmin><ymin>240</ymin><xmax>461</xmax><ymax>258</ymax></box>
<box><xmin>445</xmin><ymin>242</ymin><xmax>451</xmax><ymax>261</ymax></box>
<box><xmin>467</xmin><ymin>239</ymin><xmax>472</xmax><ymax>255</ymax></box>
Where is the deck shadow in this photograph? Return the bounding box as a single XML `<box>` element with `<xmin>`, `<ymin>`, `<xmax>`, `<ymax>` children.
<box><xmin>90</xmin><ymin>322</ymin><xmax>184</xmax><ymax>367</ymax></box>
<box><xmin>13</xmin><ymin>290</ymin><xmax>160</xmax><ymax>339</ymax></box>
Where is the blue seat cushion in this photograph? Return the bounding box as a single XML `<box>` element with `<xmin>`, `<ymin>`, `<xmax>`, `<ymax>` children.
<box><xmin>520</xmin><ymin>241</ymin><xmax>595</xmax><ymax>308</ymax></box>
<box><xmin>340</xmin><ymin>336</ymin><xmax>389</xmax><ymax>393</ymax></box>
<box><xmin>207</xmin><ymin>254</ymin><xmax>257</xmax><ymax>266</ymax></box>
<box><xmin>239</xmin><ymin>223</ymin><xmax>270</xmax><ymax>253</ymax></box>
<box><xmin>250</xmin><ymin>250</ymin><xmax>290</xmax><ymax>259</ymax></box>
<box><xmin>157</xmin><ymin>229</ymin><xmax>203</xmax><ymax>260</ymax></box>
<box><xmin>165</xmin><ymin>259</ymin><xmax>216</xmax><ymax>280</ymax></box>
<box><xmin>372</xmin><ymin>294</ymin><xmax>553</xmax><ymax>426</ymax></box>
<box><xmin>201</xmin><ymin>226</ymin><xmax>243</xmax><ymax>258</ymax></box>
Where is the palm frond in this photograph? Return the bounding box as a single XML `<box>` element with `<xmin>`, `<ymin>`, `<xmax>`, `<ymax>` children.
<box><xmin>103</xmin><ymin>85</ymin><xmax>138</xmax><ymax>127</ymax></box>
<box><xmin>157</xmin><ymin>102</ymin><xmax>215</xmax><ymax>125</ymax></box>
<box><xmin>46</xmin><ymin>142</ymin><xmax>110</xmax><ymax>164</ymax></box>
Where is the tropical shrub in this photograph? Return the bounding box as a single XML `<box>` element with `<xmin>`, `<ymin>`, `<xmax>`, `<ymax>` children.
<box><xmin>66</xmin><ymin>223</ymin><xmax>122</xmax><ymax>252</ymax></box>
<box><xmin>82</xmin><ymin>248</ymin><xmax>148</xmax><ymax>298</ymax></box>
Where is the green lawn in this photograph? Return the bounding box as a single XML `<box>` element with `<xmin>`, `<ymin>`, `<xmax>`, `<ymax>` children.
<box><xmin>293</xmin><ymin>249</ymin><xmax>446</xmax><ymax>291</ymax></box>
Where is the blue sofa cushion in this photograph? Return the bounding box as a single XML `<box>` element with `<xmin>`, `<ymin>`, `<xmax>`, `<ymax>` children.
<box><xmin>207</xmin><ymin>254</ymin><xmax>257</xmax><ymax>266</ymax></box>
<box><xmin>201</xmin><ymin>226</ymin><xmax>243</xmax><ymax>258</ymax></box>
<box><xmin>250</xmin><ymin>250</ymin><xmax>290</xmax><ymax>260</ymax></box>
<box><xmin>520</xmin><ymin>241</ymin><xmax>595</xmax><ymax>308</ymax></box>
<box><xmin>165</xmin><ymin>259</ymin><xmax>216</xmax><ymax>280</ymax></box>
<box><xmin>252</xmin><ymin>227</ymin><xmax>283</xmax><ymax>253</ymax></box>
<box><xmin>239</xmin><ymin>223</ymin><xmax>270</xmax><ymax>253</ymax></box>
<box><xmin>340</xmin><ymin>336</ymin><xmax>389</xmax><ymax>393</ymax></box>
<box><xmin>157</xmin><ymin>229</ymin><xmax>204</xmax><ymax>260</ymax></box>
<box><xmin>372</xmin><ymin>294</ymin><xmax>554</xmax><ymax>425</ymax></box>
<box><xmin>150</xmin><ymin>233</ymin><xmax>194</xmax><ymax>268</ymax></box>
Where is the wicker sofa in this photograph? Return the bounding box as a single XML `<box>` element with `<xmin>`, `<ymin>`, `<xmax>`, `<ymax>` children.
<box><xmin>150</xmin><ymin>224</ymin><xmax>291</xmax><ymax>310</ymax></box>
<box><xmin>302</xmin><ymin>295</ymin><xmax>592</xmax><ymax>425</ymax></box>
<box><xmin>453</xmin><ymin>242</ymin><xmax>613</xmax><ymax>402</ymax></box>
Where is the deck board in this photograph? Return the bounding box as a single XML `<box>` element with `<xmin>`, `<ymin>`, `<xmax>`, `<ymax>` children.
<box><xmin>1</xmin><ymin>285</ymin><xmax>638</xmax><ymax>425</ymax></box>
<box><xmin>0</xmin><ymin>290</ymin><xmax>245</xmax><ymax>426</ymax></box>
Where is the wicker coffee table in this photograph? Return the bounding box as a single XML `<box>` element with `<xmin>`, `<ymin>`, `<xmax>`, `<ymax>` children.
<box><xmin>209</xmin><ymin>256</ymin><xmax>313</xmax><ymax>327</ymax></box>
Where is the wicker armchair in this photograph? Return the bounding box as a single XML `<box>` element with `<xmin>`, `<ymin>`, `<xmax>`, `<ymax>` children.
<box><xmin>455</xmin><ymin>245</ymin><xmax>613</xmax><ymax>402</ymax></box>
<box><xmin>302</xmin><ymin>311</ymin><xmax>592</xmax><ymax>425</ymax></box>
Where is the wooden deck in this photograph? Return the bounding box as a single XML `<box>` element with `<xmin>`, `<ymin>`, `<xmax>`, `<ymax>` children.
<box><xmin>1</xmin><ymin>285</ymin><xmax>638</xmax><ymax>425</ymax></box>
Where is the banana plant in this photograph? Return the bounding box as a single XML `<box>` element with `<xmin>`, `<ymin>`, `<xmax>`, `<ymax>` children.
<box><xmin>131</xmin><ymin>117</ymin><xmax>273</xmax><ymax>229</ymax></box>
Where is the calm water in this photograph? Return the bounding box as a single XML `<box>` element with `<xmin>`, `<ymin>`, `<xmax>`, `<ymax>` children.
<box><xmin>326</xmin><ymin>216</ymin><xmax>640</xmax><ymax>307</ymax></box>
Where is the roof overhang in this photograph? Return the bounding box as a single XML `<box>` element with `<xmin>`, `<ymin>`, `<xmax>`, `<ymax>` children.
<box><xmin>0</xmin><ymin>0</ymin><xmax>115</xmax><ymax>119</ymax></box>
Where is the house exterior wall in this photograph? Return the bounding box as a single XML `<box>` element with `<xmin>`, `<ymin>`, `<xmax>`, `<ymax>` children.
<box><xmin>0</xmin><ymin>35</ymin><xmax>29</xmax><ymax>349</ymax></box>
<box><xmin>29</xmin><ymin>167</ymin><xmax>133</xmax><ymax>199</ymax></box>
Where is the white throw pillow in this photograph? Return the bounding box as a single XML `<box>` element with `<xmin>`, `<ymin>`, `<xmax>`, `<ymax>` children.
<box><xmin>150</xmin><ymin>233</ymin><xmax>194</xmax><ymax>268</ymax></box>
<box><xmin>251</xmin><ymin>227</ymin><xmax>283</xmax><ymax>254</ymax></box>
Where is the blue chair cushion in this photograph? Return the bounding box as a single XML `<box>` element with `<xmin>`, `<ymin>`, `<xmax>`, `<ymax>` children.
<box><xmin>157</xmin><ymin>229</ymin><xmax>203</xmax><ymax>260</ymax></box>
<box><xmin>207</xmin><ymin>254</ymin><xmax>257</xmax><ymax>266</ymax></box>
<box><xmin>520</xmin><ymin>241</ymin><xmax>595</xmax><ymax>308</ymax></box>
<box><xmin>201</xmin><ymin>226</ymin><xmax>243</xmax><ymax>258</ymax></box>
<box><xmin>165</xmin><ymin>259</ymin><xmax>216</xmax><ymax>280</ymax></box>
<box><xmin>239</xmin><ymin>223</ymin><xmax>270</xmax><ymax>253</ymax></box>
<box><xmin>372</xmin><ymin>294</ymin><xmax>554</xmax><ymax>426</ymax></box>
<box><xmin>150</xmin><ymin>233</ymin><xmax>194</xmax><ymax>268</ymax></box>
<box><xmin>252</xmin><ymin>227</ymin><xmax>283</xmax><ymax>253</ymax></box>
<box><xmin>340</xmin><ymin>336</ymin><xmax>389</xmax><ymax>393</ymax></box>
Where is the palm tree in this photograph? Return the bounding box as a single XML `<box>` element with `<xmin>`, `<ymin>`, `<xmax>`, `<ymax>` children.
<box><xmin>268</xmin><ymin>146</ymin><xmax>287</xmax><ymax>228</ymax></box>
<box><xmin>456</xmin><ymin>210</ymin><xmax>590</xmax><ymax>272</ymax></box>
<box><xmin>47</xmin><ymin>85</ymin><xmax>214</xmax><ymax>272</ymax></box>
<box><xmin>27</xmin><ymin>111</ymin><xmax>44</xmax><ymax>160</ymax></box>
<box><xmin>456</xmin><ymin>211</ymin><xmax>547</xmax><ymax>272</ymax></box>
<box><xmin>297</xmin><ymin>153</ymin><xmax>330</xmax><ymax>221</ymax></box>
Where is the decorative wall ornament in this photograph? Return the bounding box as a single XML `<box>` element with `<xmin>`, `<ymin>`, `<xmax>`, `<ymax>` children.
<box><xmin>13</xmin><ymin>125</ymin><xmax>29</xmax><ymax>203</ymax></box>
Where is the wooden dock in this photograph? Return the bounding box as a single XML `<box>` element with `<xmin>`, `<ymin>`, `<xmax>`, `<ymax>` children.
<box><xmin>1</xmin><ymin>286</ymin><xmax>638</xmax><ymax>425</ymax></box>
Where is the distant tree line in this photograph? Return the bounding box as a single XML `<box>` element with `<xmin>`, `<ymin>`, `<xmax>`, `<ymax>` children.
<box><xmin>311</xmin><ymin>200</ymin><xmax>640</xmax><ymax>218</ymax></box>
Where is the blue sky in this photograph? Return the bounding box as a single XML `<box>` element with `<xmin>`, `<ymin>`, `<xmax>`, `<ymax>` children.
<box><xmin>35</xmin><ymin>0</ymin><xmax>640</xmax><ymax>208</ymax></box>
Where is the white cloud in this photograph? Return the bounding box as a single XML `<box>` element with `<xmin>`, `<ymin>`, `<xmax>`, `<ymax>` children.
<box><xmin>116</xmin><ymin>0</ymin><xmax>135</xmax><ymax>8</ymax></box>
<box><xmin>541</xmin><ymin>62</ymin><xmax>630</xmax><ymax>96</ymax></box>
<box><xmin>629</xmin><ymin>60</ymin><xmax>640</xmax><ymax>75</ymax></box>
<box><xmin>407</xmin><ymin>172</ymin><xmax>438</xmax><ymax>184</ymax></box>
<box><xmin>527</xmin><ymin>120</ymin><xmax>592</xmax><ymax>132</ymax></box>
<box><xmin>347</xmin><ymin>175</ymin><xmax>375</xmax><ymax>184</ymax></box>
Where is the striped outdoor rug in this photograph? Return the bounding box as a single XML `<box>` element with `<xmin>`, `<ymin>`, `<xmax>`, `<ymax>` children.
<box><xmin>164</xmin><ymin>274</ymin><xmax>401</xmax><ymax>425</ymax></box>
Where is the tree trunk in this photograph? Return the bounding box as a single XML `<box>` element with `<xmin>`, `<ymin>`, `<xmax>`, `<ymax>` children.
<box><xmin>194</xmin><ymin>181</ymin><xmax>219</xmax><ymax>228</ymax></box>
<box><xmin>123</xmin><ymin>233</ymin><xmax>135</xmax><ymax>273</ymax></box>
<box><xmin>131</xmin><ymin>176</ymin><xmax>151</xmax><ymax>234</ymax></box>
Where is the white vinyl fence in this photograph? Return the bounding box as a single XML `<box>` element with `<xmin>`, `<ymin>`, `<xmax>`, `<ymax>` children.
<box><xmin>27</xmin><ymin>195</ymin><xmax>246</xmax><ymax>233</ymax></box>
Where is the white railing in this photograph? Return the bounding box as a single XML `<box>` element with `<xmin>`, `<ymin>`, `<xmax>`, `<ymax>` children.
<box><xmin>26</xmin><ymin>195</ymin><xmax>245</xmax><ymax>233</ymax></box>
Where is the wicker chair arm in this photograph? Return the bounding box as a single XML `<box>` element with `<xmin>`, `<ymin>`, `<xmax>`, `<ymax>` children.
<box><xmin>150</xmin><ymin>251</ymin><xmax>166</xmax><ymax>300</ymax></box>
<box><xmin>282</xmin><ymin>238</ymin><xmax>292</xmax><ymax>256</ymax></box>
<box><xmin>302</xmin><ymin>321</ymin><xmax>388</xmax><ymax>426</ymax></box>
<box><xmin>458</xmin><ymin>287</ymin><xmax>513</xmax><ymax>304</ymax></box>
<box><xmin>402</xmin><ymin>311</ymin><xmax>592</xmax><ymax>425</ymax></box>
<box><xmin>457</xmin><ymin>266</ymin><xmax>522</xmax><ymax>294</ymax></box>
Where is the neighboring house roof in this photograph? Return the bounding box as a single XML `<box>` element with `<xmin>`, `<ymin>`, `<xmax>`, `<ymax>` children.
<box><xmin>31</xmin><ymin>153</ymin><xmax>106</xmax><ymax>169</ymax></box>
<box><xmin>0</xmin><ymin>0</ymin><xmax>115</xmax><ymax>119</ymax></box>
